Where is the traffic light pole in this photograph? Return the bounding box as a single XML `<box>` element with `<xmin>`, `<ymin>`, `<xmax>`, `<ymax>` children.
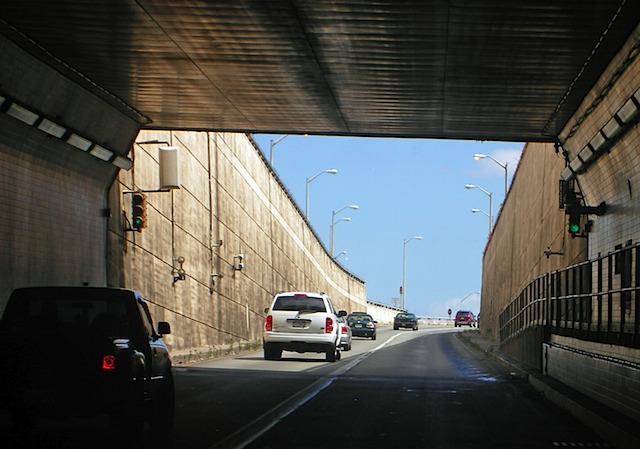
<box><xmin>566</xmin><ymin>201</ymin><xmax>606</xmax><ymax>238</ymax></box>
<box><xmin>122</xmin><ymin>189</ymin><xmax>172</xmax><ymax>232</ymax></box>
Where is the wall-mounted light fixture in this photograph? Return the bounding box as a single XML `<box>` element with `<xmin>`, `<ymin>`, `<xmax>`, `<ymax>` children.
<box><xmin>561</xmin><ymin>86</ymin><xmax>640</xmax><ymax>181</ymax></box>
<box><xmin>543</xmin><ymin>247</ymin><xmax>564</xmax><ymax>258</ymax></box>
<box><xmin>210</xmin><ymin>273</ymin><xmax>223</xmax><ymax>292</ymax></box>
<box><xmin>173</xmin><ymin>256</ymin><xmax>186</xmax><ymax>283</ymax></box>
<box><xmin>0</xmin><ymin>91</ymin><xmax>133</xmax><ymax>170</ymax></box>
<box><xmin>233</xmin><ymin>254</ymin><xmax>244</xmax><ymax>271</ymax></box>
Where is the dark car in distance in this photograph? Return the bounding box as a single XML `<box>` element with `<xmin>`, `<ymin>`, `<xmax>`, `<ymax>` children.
<box><xmin>394</xmin><ymin>312</ymin><xmax>419</xmax><ymax>331</ymax></box>
<box><xmin>346</xmin><ymin>312</ymin><xmax>377</xmax><ymax>340</ymax></box>
<box><xmin>454</xmin><ymin>310</ymin><xmax>477</xmax><ymax>327</ymax></box>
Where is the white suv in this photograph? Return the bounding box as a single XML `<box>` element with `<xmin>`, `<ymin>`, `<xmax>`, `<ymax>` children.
<box><xmin>263</xmin><ymin>292</ymin><xmax>347</xmax><ymax>362</ymax></box>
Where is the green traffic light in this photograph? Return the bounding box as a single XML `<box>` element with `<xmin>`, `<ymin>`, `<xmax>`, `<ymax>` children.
<box><xmin>132</xmin><ymin>216</ymin><xmax>144</xmax><ymax>229</ymax></box>
<box><xmin>569</xmin><ymin>223</ymin><xmax>580</xmax><ymax>234</ymax></box>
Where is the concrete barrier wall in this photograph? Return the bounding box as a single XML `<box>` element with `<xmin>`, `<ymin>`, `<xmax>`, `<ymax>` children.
<box><xmin>109</xmin><ymin>130</ymin><xmax>367</xmax><ymax>362</ymax></box>
<box><xmin>366</xmin><ymin>301</ymin><xmax>404</xmax><ymax>324</ymax></box>
<box><xmin>546</xmin><ymin>335</ymin><xmax>640</xmax><ymax>424</ymax></box>
<box><xmin>481</xmin><ymin>22</ymin><xmax>640</xmax><ymax>419</ymax></box>
<box><xmin>480</xmin><ymin>141</ymin><xmax>587</xmax><ymax>341</ymax></box>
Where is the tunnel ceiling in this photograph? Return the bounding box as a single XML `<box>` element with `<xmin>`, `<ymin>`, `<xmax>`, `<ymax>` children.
<box><xmin>1</xmin><ymin>1</ymin><xmax>639</xmax><ymax>142</ymax></box>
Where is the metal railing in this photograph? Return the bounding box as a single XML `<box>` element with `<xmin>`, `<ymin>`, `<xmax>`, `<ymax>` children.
<box><xmin>499</xmin><ymin>243</ymin><xmax>640</xmax><ymax>348</ymax></box>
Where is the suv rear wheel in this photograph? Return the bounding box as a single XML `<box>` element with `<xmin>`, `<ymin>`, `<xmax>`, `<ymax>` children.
<box><xmin>325</xmin><ymin>347</ymin><xmax>340</xmax><ymax>362</ymax></box>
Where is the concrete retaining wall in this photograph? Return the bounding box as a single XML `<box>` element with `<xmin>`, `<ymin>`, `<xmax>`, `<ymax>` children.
<box><xmin>109</xmin><ymin>130</ymin><xmax>367</xmax><ymax>362</ymax></box>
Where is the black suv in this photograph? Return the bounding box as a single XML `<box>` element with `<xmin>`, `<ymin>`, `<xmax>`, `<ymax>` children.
<box><xmin>0</xmin><ymin>286</ymin><xmax>174</xmax><ymax>437</ymax></box>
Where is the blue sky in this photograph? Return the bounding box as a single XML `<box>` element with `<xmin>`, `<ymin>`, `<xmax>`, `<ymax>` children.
<box><xmin>251</xmin><ymin>134</ymin><xmax>523</xmax><ymax>318</ymax></box>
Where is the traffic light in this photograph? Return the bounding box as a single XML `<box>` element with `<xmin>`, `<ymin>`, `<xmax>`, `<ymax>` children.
<box><xmin>567</xmin><ymin>203</ymin><xmax>581</xmax><ymax>236</ymax></box>
<box><xmin>131</xmin><ymin>192</ymin><xmax>147</xmax><ymax>230</ymax></box>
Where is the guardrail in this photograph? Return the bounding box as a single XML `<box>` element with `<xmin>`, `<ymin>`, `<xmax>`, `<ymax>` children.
<box><xmin>499</xmin><ymin>243</ymin><xmax>640</xmax><ymax>348</ymax></box>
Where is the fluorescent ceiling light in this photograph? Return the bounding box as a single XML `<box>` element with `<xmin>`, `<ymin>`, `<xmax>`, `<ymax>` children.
<box><xmin>569</xmin><ymin>157</ymin><xmax>582</xmax><ymax>173</ymax></box>
<box><xmin>602</xmin><ymin>117</ymin><xmax>621</xmax><ymax>139</ymax></box>
<box><xmin>112</xmin><ymin>155</ymin><xmax>133</xmax><ymax>170</ymax></box>
<box><xmin>89</xmin><ymin>144</ymin><xmax>113</xmax><ymax>161</ymax></box>
<box><xmin>578</xmin><ymin>145</ymin><xmax>595</xmax><ymax>164</ymax></box>
<box><xmin>589</xmin><ymin>133</ymin><xmax>606</xmax><ymax>152</ymax></box>
<box><xmin>561</xmin><ymin>166</ymin><xmax>574</xmax><ymax>181</ymax></box>
<box><xmin>7</xmin><ymin>103</ymin><xmax>39</xmax><ymax>125</ymax></box>
<box><xmin>67</xmin><ymin>133</ymin><xmax>92</xmax><ymax>151</ymax></box>
<box><xmin>617</xmin><ymin>97</ymin><xmax>639</xmax><ymax>124</ymax></box>
<box><xmin>37</xmin><ymin>118</ymin><xmax>67</xmax><ymax>138</ymax></box>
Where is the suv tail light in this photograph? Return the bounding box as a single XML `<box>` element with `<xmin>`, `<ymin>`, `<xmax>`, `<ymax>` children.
<box><xmin>340</xmin><ymin>324</ymin><xmax>348</xmax><ymax>333</ymax></box>
<box><xmin>102</xmin><ymin>355</ymin><xmax>116</xmax><ymax>370</ymax></box>
<box><xmin>366</xmin><ymin>322</ymin><xmax>375</xmax><ymax>329</ymax></box>
<box><xmin>325</xmin><ymin>317</ymin><xmax>334</xmax><ymax>333</ymax></box>
<box><xmin>265</xmin><ymin>315</ymin><xmax>273</xmax><ymax>332</ymax></box>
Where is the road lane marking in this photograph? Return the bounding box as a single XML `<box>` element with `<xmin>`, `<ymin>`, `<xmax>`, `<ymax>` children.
<box><xmin>210</xmin><ymin>328</ymin><xmax>456</xmax><ymax>448</ymax></box>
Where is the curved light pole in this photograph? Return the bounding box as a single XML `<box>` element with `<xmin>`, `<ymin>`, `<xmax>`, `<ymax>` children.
<box><xmin>465</xmin><ymin>184</ymin><xmax>493</xmax><ymax>232</ymax></box>
<box><xmin>402</xmin><ymin>236</ymin><xmax>422</xmax><ymax>310</ymax></box>
<box><xmin>330</xmin><ymin>204</ymin><xmax>358</xmax><ymax>255</ymax></box>
<box><xmin>305</xmin><ymin>169</ymin><xmax>337</xmax><ymax>220</ymax></box>
<box><xmin>460</xmin><ymin>291</ymin><xmax>480</xmax><ymax>307</ymax></box>
<box><xmin>269</xmin><ymin>135</ymin><xmax>289</xmax><ymax>166</ymax></box>
<box><xmin>473</xmin><ymin>153</ymin><xmax>508</xmax><ymax>197</ymax></box>
<box><xmin>471</xmin><ymin>208</ymin><xmax>491</xmax><ymax>234</ymax></box>
<box><xmin>334</xmin><ymin>251</ymin><xmax>348</xmax><ymax>261</ymax></box>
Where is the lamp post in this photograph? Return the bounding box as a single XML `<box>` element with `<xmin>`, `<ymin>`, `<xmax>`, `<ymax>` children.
<box><xmin>465</xmin><ymin>184</ymin><xmax>493</xmax><ymax>232</ymax></box>
<box><xmin>402</xmin><ymin>236</ymin><xmax>422</xmax><ymax>310</ymax></box>
<box><xmin>471</xmin><ymin>208</ymin><xmax>492</xmax><ymax>234</ymax></box>
<box><xmin>269</xmin><ymin>135</ymin><xmax>289</xmax><ymax>166</ymax></box>
<box><xmin>460</xmin><ymin>291</ymin><xmax>480</xmax><ymax>307</ymax></box>
<box><xmin>473</xmin><ymin>153</ymin><xmax>508</xmax><ymax>197</ymax></box>
<box><xmin>330</xmin><ymin>204</ymin><xmax>358</xmax><ymax>255</ymax></box>
<box><xmin>305</xmin><ymin>169</ymin><xmax>337</xmax><ymax>220</ymax></box>
<box><xmin>334</xmin><ymin>251</ymin><xmax>348</xmax><ymax>261</ymax></box>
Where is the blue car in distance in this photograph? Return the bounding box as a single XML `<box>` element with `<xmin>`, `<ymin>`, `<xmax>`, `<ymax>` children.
<box><xmin>347</xmin><ymin>312</ymin><xmax>377</xmax><ymax>340</ymax></box>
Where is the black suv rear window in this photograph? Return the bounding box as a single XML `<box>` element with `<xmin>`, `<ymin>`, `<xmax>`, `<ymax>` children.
<box><xmin>3</xmin><ymin>288</ymin><xmax>137</xmax><ymax>337</ymax></box>
<box><xmin>273</xmin><ymin>296</ymin><xmax>326</xmax><ymax>312</ymax></box>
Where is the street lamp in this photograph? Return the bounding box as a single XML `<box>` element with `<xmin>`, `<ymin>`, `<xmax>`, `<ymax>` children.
<box><xmin>334</xmin><ymin>251</ymin><xmax>348</xmax><ymax>261</ymax></box>
<box><xmin>465</xmin><ymin>184</ymin><xmax>493</xmax><ymax>232</ymax></box>
<box><xmin>461</xmin><ymin>291</ymin><xmax>480</xmax><ymax>306</ymax></box>
<box><xmin>473</xmin><ymin>153</ymin><xmax>508</xmax><ymax>197</ymax></box>
<box><xmin>402</xmin><ymin>236</ymin><xmax>422</xmax><ymax>310</ymax></box>
<box><xmin>305</xmin><ymin>169</ymin><xmax>338</xmax><ymax>220</ymax></box>
<box><xmin>471</xmin><ymin>208</ymin><xmax>491</xmax><ymax>234</ymax></box>
<box><xmin>330</xmin><ymin>204</ymin><xmax>358</xmax><ymax>255</ymax></box>
<box><xmin>269</xmin><ymin>135</ymin><xmax>289</xmax><ymax>166</ymax></box>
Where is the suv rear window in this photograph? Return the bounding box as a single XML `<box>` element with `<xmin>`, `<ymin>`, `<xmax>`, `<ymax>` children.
<box><xmin>2</xmin><ymin>288</ymin><xmax>137</xmax><ymax>337</ymax></box>
<box><xmin>272</xmin><ymin>295</ymin><xmax>326</xmax><ymax>312</ymax></box>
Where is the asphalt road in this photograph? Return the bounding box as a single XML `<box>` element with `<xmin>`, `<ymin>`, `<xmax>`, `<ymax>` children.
<box><xmin>1</xmin><ymin>326</ymin><xmax>614</xmax><ymax>449</ymax></box>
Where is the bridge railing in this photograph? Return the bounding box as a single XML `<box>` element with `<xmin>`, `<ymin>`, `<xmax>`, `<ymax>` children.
<box><xmin>499</xmin><ymin>243</ymin><xmax>640</xmax><ymax>348</ymax></box>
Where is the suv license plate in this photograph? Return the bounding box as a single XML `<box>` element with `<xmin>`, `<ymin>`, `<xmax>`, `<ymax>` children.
<box><xmin>291</xmin><ymin>320</ymin><xmax>308</xmax><ymax>328</ymax></box>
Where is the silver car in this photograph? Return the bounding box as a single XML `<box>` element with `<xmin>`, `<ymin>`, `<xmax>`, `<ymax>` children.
<box><xmin>263</xmin><ymin>292</ymin><xmax>347</xmax><ymax>362</ymax></box>
<box><xmin>337</xmin><ymin>316</ymin><xmax>353</xmax><ymax>351</ymax></box>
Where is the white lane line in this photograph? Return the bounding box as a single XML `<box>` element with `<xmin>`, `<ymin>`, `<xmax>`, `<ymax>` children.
<box><xmin>211</xmin><ymin>331</ymin><xmax>428</xmax><ymax>449</ymax></box>
<box><xmin>211</xmin><ymin>333</ymin><xmax>408</xmax><ymax>449</ymax></box>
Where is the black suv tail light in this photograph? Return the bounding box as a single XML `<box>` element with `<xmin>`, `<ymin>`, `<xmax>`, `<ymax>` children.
<box><xmin>102</xmin><ymin>355</ymin><xmax>116</xmax><ymax>370</ymax></box>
